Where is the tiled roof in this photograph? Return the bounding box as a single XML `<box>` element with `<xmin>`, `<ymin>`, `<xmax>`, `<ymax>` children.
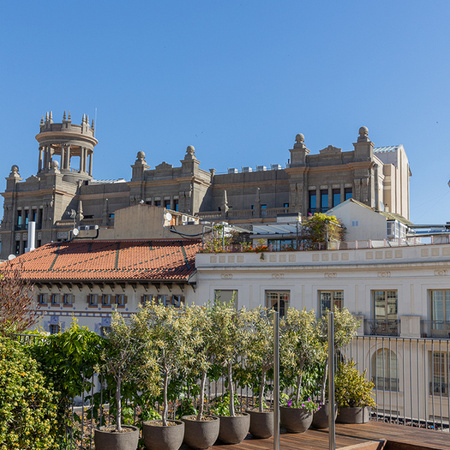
<box><xmin>3</xmin><ymin>239</ymin><xmax>201</xmax><ymax>282</ymax></box>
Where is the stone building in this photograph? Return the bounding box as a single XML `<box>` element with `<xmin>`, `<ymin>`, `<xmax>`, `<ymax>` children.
<box><xmin>0</xmin><ymin>111</ymin><xmax>411</xmax><ymax>259</ymax></box>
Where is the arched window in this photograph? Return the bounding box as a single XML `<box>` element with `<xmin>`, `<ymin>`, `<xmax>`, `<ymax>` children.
<box><xmin>372</xmin><ymin>349</ymin><xmax>399</xmax><ymax>391</ymax></box>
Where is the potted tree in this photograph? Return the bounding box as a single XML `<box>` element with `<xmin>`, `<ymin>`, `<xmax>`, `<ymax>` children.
<box><xmin>335</xmin><ymin>360</ymin><xmax>376</xmax><ymax>424</ymax></box>
<box><xmin>136</xmin><ymin>301</ymin><xmax>192</xmax><ymax>450</ymax></box>
<box><xmin>209</xmin><ymin>299</ymin><xmax>250</xmax><ymax>444</ymax></box>
<box><xmin>181</xmin><ymin>304</ymin><xmax>220</xmax><ymax>449</ymax></box>
<box><xmin>313</xmin><ymin>308</ymin><xmax>359</xmax><ymax>429</ymax></box>
<box><xmin>245</xmin><ymin>306</ymin><xmax>275</xmax><ymax>439</ymax></box>
<box><xmin>95</xmin><ymin>311</ymin><xmax>157</xmax><ymax>450</ymax></box>
<box><xmin>279</xmin><ymin>308</ymin><xmax>321</xmax><ymax>433</ymax></box>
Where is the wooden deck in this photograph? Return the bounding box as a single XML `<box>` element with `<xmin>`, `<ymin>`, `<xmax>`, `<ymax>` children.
<box><xmin>202</xmin><ymin>421</ymin><xmax>450</xmax><ymax>450</ymax></box>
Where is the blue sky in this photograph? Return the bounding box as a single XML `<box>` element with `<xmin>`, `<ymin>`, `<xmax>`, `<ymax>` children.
<box><xmin>1</xmin><ymin>1</ymin><xmax>449</xmax><ymax>224</ymax></box>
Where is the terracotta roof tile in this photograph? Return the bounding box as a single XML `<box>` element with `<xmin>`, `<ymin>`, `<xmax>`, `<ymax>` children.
<box><xmin>3</xmin><ymin>239</ymin><xmax>201</xmax><ymax>282</ymax></box>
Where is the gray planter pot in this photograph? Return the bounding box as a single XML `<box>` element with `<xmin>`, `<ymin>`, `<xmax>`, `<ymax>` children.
<box><xmin>336</xmin><ymin>406</ymin><xmax>371</xmax><ymax>424</ymax></box>
<box><xmin>94</xmin><ymin>425</ymin><xmax>139</xmax><ymax>450</ymax></box>
<box><xmin>247</xmin><ymin>410</ymin><xmax>274</xmax><ymax>439</ymax></box>
<box><xmin>312</xmin><ymin>403</ymin><xmax>338</xmax><ymax>429</ymax></box>
<box><xmin>181</xmin><ymin>415</ymin><xmax>220</xmax><ymax>449</ymax></box>
<box><xmin>280</xmin><ymin>406</ymin><xmax>313</xmax><ymax>433</ymax></box>
<box><xmin>218</xmin><ymin>413</ymin><xmax>250</xmax><ymax>444</ymax></box>
<box><xmin>142</xmin><ymin>420</ymin><xmax>185</xmax><ymax>450</ymax></box>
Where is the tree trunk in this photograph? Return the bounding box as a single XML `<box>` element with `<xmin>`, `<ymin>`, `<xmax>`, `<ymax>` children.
<box><xmin>259</xmin><ymin>370</ymin><xmax>266</xmax><ymax>413</ymax></box>
<box><xmin>321</xmin><ymin>361</ymin><xmax>328</xmax><ymax>404</ymax></box>
<box><xmin>295</xmin><ymin>361</ymin><xmax>304</xmax><ymax>405</ymax></box>
<box><xmin>116</xmin><ymin>378</ymin><xmax>122</xmax><ymax>432</ymax></box>
<box><xmin>163</xmin><ymin>370</ymin><xmax>169</xmax><ymax>427</ymax></box>
<box><xmin>197</xmin><ymin>370</ymin><xmax>207</xmax><ymax>421</ymax></box>
<box><xmin>228</xmin><ymin>362</ymin><xmax>235</xmax><ymax>417</ymax></box>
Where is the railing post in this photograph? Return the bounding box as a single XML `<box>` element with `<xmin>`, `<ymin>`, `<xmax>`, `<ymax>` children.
<box><xmin>328</xmin><ymin>311</ymin><xmax>336</xmax><ymax>450</ymax></box>
<box><xmin>273</xmin><ymin>310</ymin><xmax>280</xmax><ymax>450</ymax></box>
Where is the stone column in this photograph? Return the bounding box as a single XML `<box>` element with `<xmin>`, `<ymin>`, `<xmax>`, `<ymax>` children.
<box><xmin>61</xmin><ymin>145</ymin><xmax>65</xmax><ymax>170</ymax></box>
<box><xmin>38</xmin><ymin>147</ymin><xmax>43</xmax><ymax>172</ymax></box>
<box><xmin>66</xmin><ymin>145</ymin><xmax>71</xmax><ymax>170</ymax></box>
<box><xmin>88</xmin><ymin>150</ymin><xmax>93</xmax><ymax>176</ymax></box>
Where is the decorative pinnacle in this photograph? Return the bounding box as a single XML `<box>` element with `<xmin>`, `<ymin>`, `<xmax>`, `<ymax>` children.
<box><xmin>82</xmin><ymin>114</ymin><xmax>86</xmax><ymax>123</ymax></box>
<box><xmin>68</xmin><ymin>111</ymin><xmax>71</xmax><ymax>121</ymax></box>
<box><xmin>63</xmin><ymin>111</ymin><xmax>66</xmax><ymax>120</ymax></box>
<box><xmin>91</xmin><ymin>119</ymin><xmax>95</xmax><ymax>130</ymax></box>
<box><xmin>45</xmin><ymin>112</ymin><xmax>49</xmax><ymax>121</ymax></box>
<box><xmin>49</xmin><ymin>111</ymin><xmax>53</xmax><ymax>123</ymax></box>
<box><xmin>40</xmin><ymin>116</ymin><xmax>44</xmax><ymax>125</ymax></box>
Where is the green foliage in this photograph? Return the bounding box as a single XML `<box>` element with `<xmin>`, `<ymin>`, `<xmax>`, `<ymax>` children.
<box><xmin>210</xmin><ymin>393</ymin><xmax>240</xmax><ymax>417</ymax></box>
<box><xmin>334</xmin><ymin>360</ymin><xmax>376</xmax><ymax>408</ymax></box>
<box><xmin>303</xmin><ymin>213</ymin><xmax>345</xmax><ymax>248</ymax></box>
<box><xmin>98</xmin><ymin>311</ymin><xmax>159</xmax><ymax>432</ymax></box>
<box><xmin>281</xmin><ymin>395</ymin><xmax>320</xmax><ymax>413</ymax></box>
<box><xmin>29</xmin><ymin>320</ymin><xmax>103</xmax><ymax>440</ymax></box>
<box><xmin>134</xmin><ymin>301</ymin><xmax>196</xmax><ymax>425</ymax></box>
<box><xmin>245</xmin><ymin>306</ymin><xmax>274</xmax><ymax>412</ymax></box>
<box><xmin>280</xmin><ymin>308</ymin><xmax>323</xmax><ymax>403</ymax></box>
<box><xmin>208</xmin><ymin>300</ymin><xmax>251</xmax><ymax>417</ymax></box>
<box><xmin>0</xmin><ymin>337</ymin><xmax>58</xmax><ymax>449</ymax></box>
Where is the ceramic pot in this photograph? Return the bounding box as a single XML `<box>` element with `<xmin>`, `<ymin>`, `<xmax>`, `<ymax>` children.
<box><xmin>247</xmin><ymin>410</ymin><xmax>274</xmax><ymax>439</ymax></box>
<box><xmin>312</xmin><ymin>403</ymin><xmax>338</xmax><ymax>429</ymax></box>
<box><xmin>94</xmin><ymin>425</ymin><xmax>139</xmax><ymax>450</ymax></box>
<box><xmin>218</xmin><ymin>413</ymin><xmax>250</xmax><ymax>444</ymax></box>
<box><xmin>142</xmin><ymin>420</ymin><xmax>185</xmax><ymax>450</ymax></box>
<box><xmin>182</xmin><ymin>415</ymin><xmax>220</xmax><ymax>449</ymax></box>
<box><xmin>336</xmin><ymin>406</ymin><xmax>371</xmax><ymax>424</ymax></box>
<box><xmin>280</xmin><ymin>406</ymin><xmax>313</xmax><ymax>433</ymax></box>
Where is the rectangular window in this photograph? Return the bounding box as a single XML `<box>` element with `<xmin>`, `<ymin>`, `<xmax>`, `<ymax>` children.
<box><xmin>31</xmin><ymin>209</ymin><xmax>37</xmax><ymax>222</ymax></box>
<box><xmin>332</xmin><ymin>189</ymin><xmax>341</xmax><ymax>207</ymax></box>
<box><xmin>141</xmin><ymin>294</ymin><xmax>154</xmax><ymax>306</ymax></box>
<box><xmin>319</xmin><ymin>291</ymin><xmax>343</xmax><ymax>315</ymax></box>
<box><xmin>372</xmin><ymin>290</ymin><xmax>398</xmax><ymax>335</ymax></box>
<box><xmin>17</xmin><ymin>211</ymin><xmax>22</xmax><ymax>227</ymax></box>
<box><xmin>154</xmin><ymin>200</ymin><xmax>161</xmax><ymax>207</ymax></box>
<box><xmin>102</xmin><ymin>294</ymin><xmax>112</xmax><ymax>307</ymax></box>
<box><xmin>49</xmin><ymin>324</ymin><xmax>60</xmax><ymax>335</ymax></box>
<box><xmin>309</xmin><ymin>191</ymin><xmax>316</xmax><ymax>213</ymax></box>
<box><xmin>344</xmin><ymin>187</ymin><xmax>352</xmax><ymax>201</ymax></box>
<box><xmin>51</xmin><ymin>294</ymin><xmax>60</xmax><ymax>305</ymax></box>
<box><xmin>24</xmin><ymin>210</ymin><xmax>29</xmax><ymax>226</ymax></box>
<box><xmin>38</xmin><ymin>293</ymin><xmax>48</xmax><ymax>305</ymax></box>
<box><xmin>169</xmin><ymin>295</ymin><xmax>185</xmax><ymax>307</ymax></box>
<box><xmin>320</xmin><ymin>189</ymin><xmax>328</xmax><ymax>212</ymax></box>
<box><xmin>87</xmin><ymin>294</ymin><xmax>98</xmax><ymax>306</ymax></box>
<box><xmin>63</xmin><ymin>294</ymin><xmax>73</xmax><ymax>305</ymax></box>
<box><xmin>173</xmin><ymin>199</ymin><xmax>179</xmax><ymax>211</ymax></box>
<box><xmin>15</xmin><ymin>241</ymin><xmax>20</xmax><ymax>255</ymax></box>
<box><xmin>100</xmin><ymin>326</ymin><xmax>111</xmax><ymax>337</ymax></box>
<box><xmin>261</xmin><ymin>204</ymin><xmax>267</xmax><ymax>216</ymax></box>
<box><xmin>214</xmin><ymin>290</ymin><xmax>238</xmax><ymax>308</ymax></box>
<box><xmin>164</xmin><ymin>199</ymin><xmax>171</xmax><ymax>208</ymax></box>
<box><xmin>430</xmin><ymin>352</ymin><xmax>449</xmax><ymax>397</ymax></box>
<box><xmin>430</xmin><ymin>290</ymin><xmax>450</xmax><ymax>335</ymax></box>
<box><xmin>283</xmin><ymin>202</ymin><xmax>289</xmax><ymax>213</ymax></box>
<box><xmin>266</xmin><ymin>291</ymin><xmax>290</xmax><ymax>317</ymax></box>
<box><xmin>116</xmin><ymin>294</ymin><xmax>127</xmax><ymax>307</ymax></box>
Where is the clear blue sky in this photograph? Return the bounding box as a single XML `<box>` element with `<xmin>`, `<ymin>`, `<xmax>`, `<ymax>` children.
<box><xmin>1</xmin><ymin>1</ymin><xmax>449</xmax><ymax>224</ymax></box>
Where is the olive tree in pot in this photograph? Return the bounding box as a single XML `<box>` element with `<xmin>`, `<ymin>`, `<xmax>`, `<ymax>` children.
<box><xmin>136</xmin><ymin>301</ymin><xmax>194</xmax><ymax>450</ymax></box>
<box><xmin>335</xmin><ymin>360</ymin><xmax>376</xmax><ymax>424</ymax></box>
<box><xmin>181</xmin><ymin>304</ymin><xmax>220</xmax><ymax>449</ymax></box>
<box><xmin>209</xmin><ymin>300</ymin><xmax>250</xmax><ymax>444</ymax></box>
<box><xmin>95</xmin><ymin>311</ymin><xmax>158</xmax><ymax>450</ymax></box>
<box><xmin>279</xmin><ymin>308</ymin><xmax>321</xmax><ymax>433</ymax></box>
<box><xmin>313</xmin><ymin>308</ymin><xmax>359</xmax><ymax>429</ymax></box>
<box><xmin>245</xmin><ymin>306</ymin><xmax>275</xmax><ymax>439</ymax></box>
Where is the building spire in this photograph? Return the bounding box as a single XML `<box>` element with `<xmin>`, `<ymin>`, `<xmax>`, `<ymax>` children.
<box><xmin>63</xmin><ymin>111</ymin><xmax>66</xmax><ymax>120</ymax></box>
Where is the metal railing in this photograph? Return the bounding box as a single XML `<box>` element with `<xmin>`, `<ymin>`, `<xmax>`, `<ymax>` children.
<box><xmin>421</xmin><ymin>321</ymin><xmax>450</xmax><ymax>339</ymax></box>
<box><xmin>344</xmin><ymin>335</ymin><xmax>450</xmax><ymax>431</ymax></box>
<box><xmin>364</xmin><ymin>319</ymin><xmax>400</xmax><ymax>337</ymax></box>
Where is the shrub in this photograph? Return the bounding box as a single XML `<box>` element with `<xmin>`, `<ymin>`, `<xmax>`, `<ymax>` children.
<box><xmin>0</xmin><ymin>337</ymin><xmax>58</xmax><ymax>449</ymax></box>
<box><xmin>334</xmin><ymin>360</ymin><xmax>376</xmax><ymax>408</ymax></box>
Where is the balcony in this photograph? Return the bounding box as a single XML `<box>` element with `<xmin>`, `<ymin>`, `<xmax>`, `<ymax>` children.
<box><xmin>364</xmin><ymin>319</ymin><xmax>400</xmax><ymax>337</ymax></box>
<box><xmin>421</xmin><ymin>320</ymin><xmax>450</xmax><ymax>338</ymax></box>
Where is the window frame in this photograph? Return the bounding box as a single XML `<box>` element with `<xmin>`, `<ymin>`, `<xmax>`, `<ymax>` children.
<box><xmin>265</xmin><ymin>290</ymin><xmax>290</xmax><ymax>317</ymax></box>
<box><xmin>319</xmin><ymin>290</ymin><xmax>343</xmax><ymax>316</ymax></box>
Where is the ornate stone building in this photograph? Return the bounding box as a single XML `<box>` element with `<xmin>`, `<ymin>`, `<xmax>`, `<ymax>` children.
<box><xmin>0</xmin><ymin>112</ymin><xmax>411</xmax><ymax>259</ymax></box>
